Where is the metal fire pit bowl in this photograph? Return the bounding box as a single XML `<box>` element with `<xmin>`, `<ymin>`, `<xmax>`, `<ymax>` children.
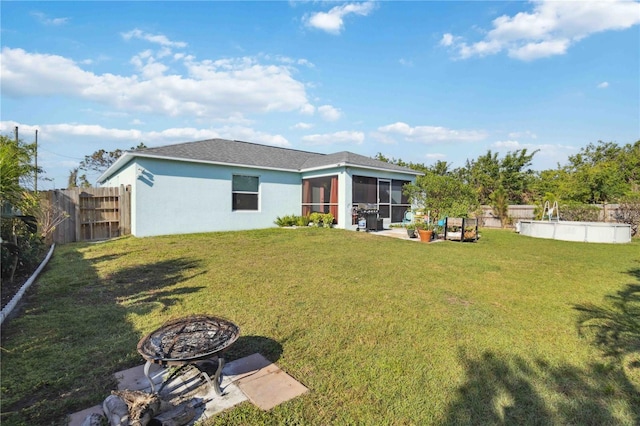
<box><xmin>137</xmin><ymin>315</ymin><xmax>240</xmax><ymax>395</ymax></box>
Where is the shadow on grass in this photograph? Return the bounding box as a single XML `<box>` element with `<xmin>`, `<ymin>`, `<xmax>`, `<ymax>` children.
<box><xmin>573</xmin><ymin>273</ymin><xmax>640</xmax><ymax>361</ymax></box>
<box><xmin>226</xmin><ymin>335</ymin><xmax>284</xmax><ymax>363</ymax></box>
<box><xmin>101</xmin><ymin>257</ymin><xmax>206</xmax><ymax>314</ymax></box>
<box><xmin>0</xmin><ymin>246</ymin><xmax>206</xmax><ymax>425</ymax></box>
<box><xmin>443</xmin><ymin>350</ymin><xmax>640</xmax><ymax>425</ymax></box>
<box><xmin>443</xmin><ymin>267</ymin><xmax>640</xmax><ymax>425</ymax></box>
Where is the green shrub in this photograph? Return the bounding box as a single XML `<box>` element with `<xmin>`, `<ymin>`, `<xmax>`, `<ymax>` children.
<box><xmin>560</xmin><ymin>201</ymin><xmax>601</xmax><ymax>222</ymax></box>
<box><xmin>322</xmin><ymin>213</ymin><xmax>334</xmax><ymax>228</ymax></box>
<box><xmin>309</xmin><ymin>212</ymin><xmax>322</xmax><ymax>227</ymax></box>
<box><xmin>275</xmin><ymin>214</ymin><xmax>312</xmax><ymax>227</ymax></box>
<box><xmin>296</xmin><ymin>216</ymin><xmax>310</xmax><ymax>227</ymax></box>
<box><xmin>1</xmin><ymin>217</ymin><xmax>46</xmax><ymax>281</ymax></box>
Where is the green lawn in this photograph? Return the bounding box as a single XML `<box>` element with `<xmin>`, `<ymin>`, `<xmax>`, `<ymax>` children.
<box><xmin>1</xmin><ymin>228</ymin><xmax>638</xmax><ymax>425</ymax></box>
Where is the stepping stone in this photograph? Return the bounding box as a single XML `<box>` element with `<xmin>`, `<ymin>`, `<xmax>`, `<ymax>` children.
<box><xmin>231</xmin><ymin>353</ymin><xmax>309</xmax><ymax>411</ymax></box>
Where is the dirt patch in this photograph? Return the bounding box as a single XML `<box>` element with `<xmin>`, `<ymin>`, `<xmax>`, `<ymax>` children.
<box><xmin>1</xmin><ymin>248</ymin><xmax>49</xmax><ymax>311</ymax></box>
<box><xmin>1</xmin><ymin>273</ymin><xmax>30</xmax><ymax>310</ymax></box>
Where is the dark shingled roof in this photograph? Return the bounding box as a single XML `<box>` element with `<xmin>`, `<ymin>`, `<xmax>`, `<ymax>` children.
<box><xmin>134</xmin><ymin>138</ymin><xmax>419</xmax><ymax>174</ymax></box>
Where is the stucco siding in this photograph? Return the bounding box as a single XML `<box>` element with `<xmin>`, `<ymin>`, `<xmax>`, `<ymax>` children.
<box><xmin>101</xmin><ymin>161</ymin><xmax>137</xmax><ymax>188</ymax></box>
<box><xmin>131</xmin><ymin>158</ymin><xmax>301</xmax><ymax>237</ymax></box>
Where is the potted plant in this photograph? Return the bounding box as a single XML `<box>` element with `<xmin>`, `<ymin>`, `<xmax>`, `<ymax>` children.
<box><xmin>405</xmin><ymin>223</ymin><xmax>417</xmax><ymax>238</ymax></box>
<box><xmin>415</xmin><ymin>222</ymin><xmax>434</xmax><ymax>243</ymax></box>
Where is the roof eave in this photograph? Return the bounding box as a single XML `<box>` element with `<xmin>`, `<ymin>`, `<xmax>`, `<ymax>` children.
<box><xmin>98</xmin><ymin>151</ymin><xmax>303</xmax><ymax>183</ymax></box>
<box><xmin>97</xmin><ymin>152</ymin><xmax>134</xmax><ymax>184</ymax></box>
<box><xmin>301</xmin><ymin>162</ymin><xmax>422</xmax><ymax>176</ymax></box>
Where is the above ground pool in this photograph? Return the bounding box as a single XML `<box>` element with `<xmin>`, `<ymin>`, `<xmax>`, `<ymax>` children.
<box><xmin>517</xmin><ymin>220</ymin><xmax>631</xmax><ymax>244</ymax></box>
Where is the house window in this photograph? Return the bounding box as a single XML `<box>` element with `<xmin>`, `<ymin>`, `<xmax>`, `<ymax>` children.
<box><xmin>232</xmin><ymin>175</ymin><xmax>259</xmax><ymax>211</ymax></box>
<box><xmin>302</xmin><ymin>175</ymin><xmax>338</xmax><ymax>223</ymax></box>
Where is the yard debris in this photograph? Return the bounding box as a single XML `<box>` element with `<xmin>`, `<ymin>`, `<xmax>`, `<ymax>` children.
<box><xmin>82</xmin><ymin>389</ymin><xmax>196</xmax><ymax>426</ymax></box>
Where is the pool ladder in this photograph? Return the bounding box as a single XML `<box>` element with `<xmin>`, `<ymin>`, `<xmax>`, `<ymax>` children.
<box><xmin>542</xmin><ymin>201</ymin><xmax>559</xmax><ymax>221</ymax></box>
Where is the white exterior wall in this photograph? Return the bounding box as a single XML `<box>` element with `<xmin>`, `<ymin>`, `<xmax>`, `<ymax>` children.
<box><xmin>102</xmin><ymin>158</ymin><xmax>418</xmax><ymax>236</ymax></box>
<box><xmin>107</xmin><ymin>158</ymin><xmax>301</xmax><ymax>237</ymax></box>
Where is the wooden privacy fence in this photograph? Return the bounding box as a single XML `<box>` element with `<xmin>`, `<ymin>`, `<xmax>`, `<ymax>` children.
<box><xmin>479</xmin><ymin>205</ymin><xmax>536</xmax><ymax>228</ymax></box>
<box><xmin>43</xmin><ymin>186</ymin><xmax>131</xmax><ymax>244</ymax></box>
<box><xmin>478</xmin><ymin>204</ymin><xmax>623</xmax><ymax>228</ymax></box>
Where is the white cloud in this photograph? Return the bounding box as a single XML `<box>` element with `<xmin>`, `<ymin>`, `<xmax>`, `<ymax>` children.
<box><xmin>265</xmin><ymin>54</ymin><xmax>315</xmax><ymax>68</ymax></box>
<box><xmin>492</xmin><ymin>140</ymin><xmax>522</xmax><ymax>149</ymax></box>
<box><xmin>597</xmin><ymin>81</ymin><xmax>610</xmax><ymax>89</ymax></box>
<box><xmin>131</xmin><ymin>52</ymin><xmax>169</xmax><ymax>79</ymax></box>
<box><xmin>508</xmin><ymin>130</ymin><xmax>537</xmax><ymax>139</ymax></box>
<box><xmin>121</xmin><ymin>29</ymin><xmax>187</xmax><ymax>48</ymax></box>
<box><xmin>317</xmin><ymin>104</ymin><xmax>342</xmax><ymax>121</ymax></box>
<box><xmin>302</xmin><ymin>130</ymin><xmax>364</xmax><ymax>146</ymax></box>
<box><xmin>45</xmin><ymin>123</ymin><xmax>143</xmax><ymax>140</ymax></box>
<box><xmin>376</xmin><ymin>122</ymin><xmax>487</xmax><ymax>143</ymax></box>
<box><xmin>508</xmin><ymin>39</ymin><xmax>571</xmax><ymax>61</ymax></box>
<box><xmin>440</xmin><ymin>33</ymin><xmax>455</xmax><ymax>47</ymax></box>
<box><xmin>1</xmin><ymin>47</ymin><xmax>312</xmax><ymax>118</ymax></box>
<box><xmin>1</xmin><ymin>120</ymin><xmax>290</xmax><ymax>149</ymax></box>
<box><xmin>489</xmin><ymin>139</ymin><xmax>580</xmax><ymax>169</ymax></box>
<box><xmin>299</xmin><ymin>103</ymin><xmax>315</xmax><ymax>115</ymax></box>
<box><xmin>399</xmin><ymin>58</ymin><xmax>413</xmax><ymax>67</ymax></box>
<box><xmin>0</xmin><ymin>120</ymin><xmax>38</xmax><ymax>135</ymax></box>
<box><xmin>146</xmin><ymin>125</ymin><xmax>291</xmax><ymax>147</ymax></box>
<box><xmin>293</xmin><ymin>122</ymin><xmax>313</xmax><ymax>130</ymax></box>
<box><xmin>31</xmin><ymin>11</ymin><xmax>69</xmax><ymax>26</ymax></box>
<box><xmin>442</xmin><ymin>0</ymin><xmax>640</xmax><ymax>61</ymax></box>
<box><xmin>425</xmin><ymin>153</ymin><xmax>446</xmax><ymax>160</ymax></box>
<box><xmin>304</xmin><ymin>2</ymin><xmax>376</xmax><ymax>35</ymax></box>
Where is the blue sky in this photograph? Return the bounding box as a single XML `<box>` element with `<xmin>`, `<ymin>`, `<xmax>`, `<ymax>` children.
<box><xmin>2</xmin><ymin>1</ymin><xmax>639</xmax><ymax>189</ymax></box>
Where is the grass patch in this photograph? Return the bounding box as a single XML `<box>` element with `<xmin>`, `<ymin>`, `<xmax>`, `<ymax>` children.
<box><xmin>1</xmin><ymin>228</ymin><xmax>639</xmax><ymax>425</ymax></box>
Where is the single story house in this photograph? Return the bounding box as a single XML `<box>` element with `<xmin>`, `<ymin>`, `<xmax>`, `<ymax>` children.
<box><xmin>97</xmin><ymin>138</ymin><xmax>422</xmax><ymax>237</ymax></box>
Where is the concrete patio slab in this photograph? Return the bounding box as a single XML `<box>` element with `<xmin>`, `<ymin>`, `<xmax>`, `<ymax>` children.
<box><xmin>115</xmin><ymin>362</ymin><xmax>165</xmax><ymax>392</ymax></box>
<box><xmin>369</xmin><ymin>227</ymin><xmax>421</xmax><ymax>241</ymax></box>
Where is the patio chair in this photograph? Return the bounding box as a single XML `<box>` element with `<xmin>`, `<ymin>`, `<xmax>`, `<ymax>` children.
<box><xmin>402</xmin><ymin>210</ymin><xmax>414</xmax><ymax>228</ymax></box>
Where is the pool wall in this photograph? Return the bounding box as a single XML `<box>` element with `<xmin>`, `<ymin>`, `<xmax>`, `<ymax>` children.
<box><xmin>518</xmin><ymin>220</ymin><xmax>631</xmax><ymax>244</ymax></box>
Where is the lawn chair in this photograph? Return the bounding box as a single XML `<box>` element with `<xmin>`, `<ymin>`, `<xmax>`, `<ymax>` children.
<box><xmin>402</xmin><ymin>210</ymin><xmax>414</xmax><ymax>228</ymax></box>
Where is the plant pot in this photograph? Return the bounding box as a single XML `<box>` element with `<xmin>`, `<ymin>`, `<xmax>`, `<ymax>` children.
<box><xmin>418</xmin><ymin>229</ymin><xmax>433</xmax><ymax>242</ymax></box>
<box><xmin>407</xmin><ymin>228</ymin><xmax>417</xmax><ymax>238</ymax></box>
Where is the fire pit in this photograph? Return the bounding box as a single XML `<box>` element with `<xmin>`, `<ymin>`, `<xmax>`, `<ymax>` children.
<box><xmin>137</xmin><ymin>315</ymin><xmax>240</xmax><ymax>395</ymax></box>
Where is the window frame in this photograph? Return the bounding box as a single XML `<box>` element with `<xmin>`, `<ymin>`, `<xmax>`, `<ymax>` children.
<box><xmin>232</xmin><ymin>174</ymin><xmax>260</xmax><ymax>211</ymax></box>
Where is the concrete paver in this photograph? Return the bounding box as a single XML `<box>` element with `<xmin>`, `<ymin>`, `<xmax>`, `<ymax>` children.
<box><xmin>236</xmin><ymin>367</ymin><xmax>309</xmax><ymax>411</ymax></box>
<box><xmin>228</xmin><ymin>353</ymin><xmax>309</xmax><ymax>411</ymax></box>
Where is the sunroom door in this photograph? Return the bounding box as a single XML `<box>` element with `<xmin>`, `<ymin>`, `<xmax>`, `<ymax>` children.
<box><xmin>378</xmin><ymin>179</ymin><xmax>391</xmax><ymax>220</ymax></box>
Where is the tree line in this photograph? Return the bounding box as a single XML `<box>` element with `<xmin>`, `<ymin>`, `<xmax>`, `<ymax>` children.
<box><xmin>376</xmin><ymin>140</ymin><xmax>640</xmax><ymax>230</ymax></box>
